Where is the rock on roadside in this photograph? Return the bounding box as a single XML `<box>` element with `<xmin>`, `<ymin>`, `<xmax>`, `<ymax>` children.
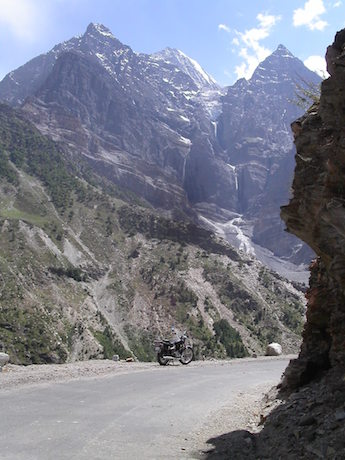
<box><xmin>266</xmin><ymin>343</ymin><xmax>282</xmax><ymax>356</ymax></box>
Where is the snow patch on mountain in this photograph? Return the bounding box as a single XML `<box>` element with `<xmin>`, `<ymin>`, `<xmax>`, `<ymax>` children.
<box><xmin>195</xmin><ymin>87</ymin><xmax>226</xmax><ymax>120</ymax></box>
<box><xmin>92</xmin><ymin>23</ymin><xmax>115</xmax><ymax>38</ymax></box>
<box><xmin>199</xmin><ymin>215</ymin><xmax>254</xmax><ymax>255</ymax></box>
<box><xmin>199</xmin><ymin>215</ymin><xmax>308</xmax><ymax>283</ymax></box>
<box><xmin>152</xmin><ymin>47</ymin><xmax>219</xmax><ymax>91</ymax></box>
<box><xmin>177</xmin><ymin>49</ymin><xmax>217</xmax><ymax>87</ymax></box>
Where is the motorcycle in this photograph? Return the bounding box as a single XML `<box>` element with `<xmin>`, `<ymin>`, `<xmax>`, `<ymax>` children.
<box><xmin>154</xmin><ymin>329</ymin><xmax>194</xmax><ymax>365</ymax></box>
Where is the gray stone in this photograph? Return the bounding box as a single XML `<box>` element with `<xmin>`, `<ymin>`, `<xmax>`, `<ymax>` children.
<box><xmin>299</xmin><ymin>415</ymin><xmax>316</xmax><ymax>426</ymax></box>
<box><xmin>335</xmin><ymin>410</ymin><xmax>345</xmax><ymax>421</ymax></box>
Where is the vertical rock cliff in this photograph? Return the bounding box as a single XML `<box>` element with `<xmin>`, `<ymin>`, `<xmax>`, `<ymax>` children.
<box><xmin>281</xmin><ymin>28</ymin><xmax>345</xmax><ymax>387</ymax></box>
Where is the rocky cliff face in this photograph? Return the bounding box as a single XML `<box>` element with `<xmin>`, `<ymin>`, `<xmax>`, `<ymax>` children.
<box><xmin>0</xmin><ymin>23</ymin><xmax>320</xmax><ymax>278</ymax></box>
<box><xmin>5</xmin><ymin>23</ymin><xmax>230</xmax><ymax>216</ymax></box>
<box><xmin>217</xmin><ymin>46</ymin><xmax>319</xmax><ymax>265</ymax></box>
<box><xmin>281</xmin><ymin>28</ymin><xmax>345</xmax><ymax>388</ymax></box>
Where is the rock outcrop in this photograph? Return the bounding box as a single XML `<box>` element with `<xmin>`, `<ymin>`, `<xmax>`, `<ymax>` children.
<box><xmin>281</xmin><ymin>28</ymin><xmax>345</xmax><ymax>388</ymax></box>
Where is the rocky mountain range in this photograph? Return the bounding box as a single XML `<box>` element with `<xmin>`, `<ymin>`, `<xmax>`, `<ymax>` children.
<box><xmin>0</xmin><ymin>23</ymin><xmax>321</xmax><ymax>281</ymax></box>
<box><xmin>1</xmin><ymin>22</ymin><xmax>327</xmax><ymax>365</ymax></box>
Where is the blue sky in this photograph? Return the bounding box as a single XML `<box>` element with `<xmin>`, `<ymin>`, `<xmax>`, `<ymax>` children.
<box><xmin>0</xmin><ymin>0</ymin><xmax>344</xmax><ymax>86</ymax></box>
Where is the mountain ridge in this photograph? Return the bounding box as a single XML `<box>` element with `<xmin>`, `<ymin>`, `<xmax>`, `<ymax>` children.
<box><xmin>0</xmin><ymin>23</ymin><xmax>320</xmax><ymax>278</ymax></box>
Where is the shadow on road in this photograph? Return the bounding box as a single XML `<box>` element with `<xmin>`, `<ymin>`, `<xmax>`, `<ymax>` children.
<box><xmin>203</xmin><ymin>429</ymin><xmax>258</xmax><ymax>459</ymax></box>
<box><xmin>201</xmin><ymin>369</ymin><xmax>345</xmax><ymax>460</ymax></box>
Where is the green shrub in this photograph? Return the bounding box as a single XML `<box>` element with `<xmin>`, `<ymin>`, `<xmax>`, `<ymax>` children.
<box><xmin>123</xmin><ymin>326</ymin><xmax>155</xmax><ymax>361</ymax></box>
<box><xmin>213</xmin><ymin>319</ymin><xmax>249</xmax><ymax>358</ymax></box>
<box><xmin>49</xmin><ymin>266</ymin><xmax>87</xmax><ymax>282</ymax></box>
<box><xmin>93</xmin><ymin>326</ymin><xmax>128</xmax><ymax>359</ymax></box>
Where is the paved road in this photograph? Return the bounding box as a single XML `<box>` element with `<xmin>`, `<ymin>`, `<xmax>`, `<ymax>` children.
<box><xmin>0</xmin><ymin>358</ymin><xmax>288</xmax><ymax>460</ymax></box>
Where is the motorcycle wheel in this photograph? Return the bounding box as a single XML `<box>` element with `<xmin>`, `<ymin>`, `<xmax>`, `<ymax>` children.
<box><xmin>157</xmin><ymin>352</ymin><xmax>169</xmax><ymax>366</ymax></box>
<box><xmin>179</xmin><ymin>346</ymin><xmax>193</xmax><ymax>365</ymax></box>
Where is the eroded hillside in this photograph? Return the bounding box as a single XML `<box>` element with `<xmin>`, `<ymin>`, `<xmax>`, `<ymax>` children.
<box><xmin>0</xmin><ymin>104</ymin><xmax>305</xmax><ymax>364</ymax></box>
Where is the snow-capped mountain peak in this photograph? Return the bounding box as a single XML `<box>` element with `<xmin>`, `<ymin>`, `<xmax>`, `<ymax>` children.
<box><xmin>273</xmin><ymin>44</ymin><xmax>295</xmax><ymax>59</ymax></box>
<box><xmin>153</xmin><ymin>47</ymin><xmax>219</xmax><ymax>90</ymax></box>
<box><xmin>250</xmin><ymin>43</ymin><xmax>310</xmax><ymax>86</ymax></box>
<box><xmin>82</xmin><ymin>22</ymin><xmax>127</xmax><ymax>54</ymax></box>
<box><xmin>85</xmin><ymin>23</ymin><xmax>116</xmax><ymax>39</ymax></box>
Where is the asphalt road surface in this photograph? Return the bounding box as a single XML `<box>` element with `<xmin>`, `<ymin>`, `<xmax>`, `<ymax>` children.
<box><xmin>0</xmin><ymin>358</ymin><xmax>289</xmax><ymax>460</ymax></box>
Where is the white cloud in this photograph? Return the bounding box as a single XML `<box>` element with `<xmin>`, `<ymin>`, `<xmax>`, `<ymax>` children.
<box><xmin>304</xmin><ymin>55</ymin><xmax>329</xmax><ymax>77</ymax></box>
<box><xmin>232</xmin><ymin>13</ymin><xmax>281</xmax><ymax>80</ymax></box>
<box><xmin>293</xmin><ymin>0</ymin><xmax>328</xmax><ymax>31</ymax></box>
<box><xmin>257</xmin><ymin>13</ymin><xmax>277</xmax><ymax>29</ymax></box>
<box><xmin>333</xmin><ymin>1</ymin><xmax>342</xmax><ymax>7</ymax></box>
<box><xmin>0</xmin><ymin>0</ymin><xmax>47</xmax><ymax>41</ymax></box>
<box><xmin>218</xmin><ymin>23</ymin><xmax>231</xmax><ymax>33</ymax></box>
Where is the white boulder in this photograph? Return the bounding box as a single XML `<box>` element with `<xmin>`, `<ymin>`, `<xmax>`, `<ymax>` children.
<box><xmin>266</xmin><ymin>343</ymin><xmax>282</xmax><ymax>356</ymax></box>
<box><xmin>0</xmin><ymin>352</ymin><xmax>9</xmax><ymax>370</ymax></box>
